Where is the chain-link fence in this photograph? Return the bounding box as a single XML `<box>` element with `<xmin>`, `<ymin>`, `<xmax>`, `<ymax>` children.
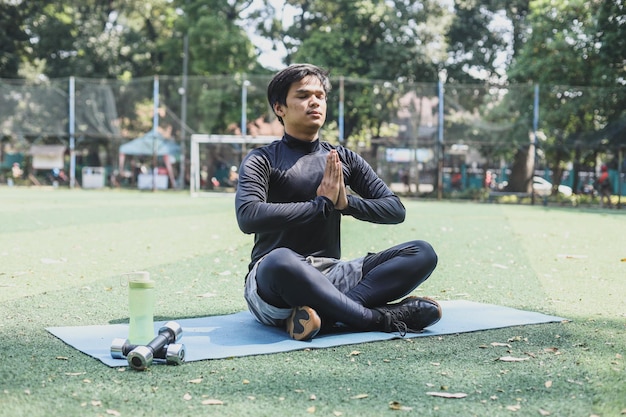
<box><xmin>1</xmin><ymin>75</ymin><xmax>624</xmax><ymax>203</ymax></box>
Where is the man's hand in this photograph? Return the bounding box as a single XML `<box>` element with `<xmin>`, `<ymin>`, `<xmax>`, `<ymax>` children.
<box><xmin>317</xmin><ymin>150</ymin><xmax>348</xmax><ymax>210</ymax></box>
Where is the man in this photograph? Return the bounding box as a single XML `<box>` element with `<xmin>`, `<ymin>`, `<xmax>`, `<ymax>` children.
<box><xmin>235</xmin><ymin>64</ymin><xmax>441</xmax><ymax>341</ymax></box>
<box><xmin>596</xmin><ymin>164</ymin><xmax>613</xmax><ymax>208</ymax></box>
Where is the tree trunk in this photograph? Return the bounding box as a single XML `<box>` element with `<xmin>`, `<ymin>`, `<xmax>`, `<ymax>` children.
<box><xmin>506</xmin><ymin>143</ymin><xmax>535</xmax><ymax>193</ymax></box>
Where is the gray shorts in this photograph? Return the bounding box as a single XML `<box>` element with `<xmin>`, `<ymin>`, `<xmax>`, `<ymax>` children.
<box><xmin>244</xmin><ymin>255</ymin><xmax>364</xmax><ymax>327</ymax></box>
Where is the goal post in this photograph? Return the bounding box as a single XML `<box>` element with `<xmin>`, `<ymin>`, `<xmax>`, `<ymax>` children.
<box><xmin>189</xmin><ymin>134</ymin><xmax>277</xmax><ymax>196</ymax></box>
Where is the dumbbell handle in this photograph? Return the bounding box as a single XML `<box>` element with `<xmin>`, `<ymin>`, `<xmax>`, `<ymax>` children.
<box><xmin>146</xmin><ymin>332</ymin><xmax>171</xmax><ymax>354</ymax></box>
<box><xmin>126</xmin><ymin>321</ymin><xmax>183</xmax><ymax>370</ymax></box>
<box><xmin>111</xmin><ymin>338</ymin><xmax>181</xmax><ymax>360</ymax></box>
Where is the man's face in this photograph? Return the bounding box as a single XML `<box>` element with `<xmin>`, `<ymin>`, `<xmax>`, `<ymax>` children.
<box><xmin>274</xmin><ymin>75</ymin><xmax>327</xmax><ymax>140</ymax></box>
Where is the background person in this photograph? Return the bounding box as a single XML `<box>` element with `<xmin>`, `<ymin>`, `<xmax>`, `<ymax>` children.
<box><xmin>596</xmin><ymin>164</ymin><xmax>613</xmax><ymax>208</ymax></box>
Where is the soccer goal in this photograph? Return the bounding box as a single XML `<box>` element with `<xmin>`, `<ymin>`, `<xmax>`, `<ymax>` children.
<box><xmin>189</xmin><ymin>134</ymin><xmax>277</xmax><ymax>196</ymax></box>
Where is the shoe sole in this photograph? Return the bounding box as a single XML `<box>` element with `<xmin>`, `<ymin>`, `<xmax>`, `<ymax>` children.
<box><xmin>286</xmin><ymin>306</ymin><xmax>321</xmax><ymax>341</ymax></box>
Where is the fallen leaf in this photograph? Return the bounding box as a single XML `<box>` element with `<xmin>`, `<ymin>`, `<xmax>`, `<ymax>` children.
<box><xmin>539</xmin><ymin>408</ymin><xmax>551</xmax><ymax>416</ymax></box>
<box><xmin>497</xmin><ymin>356</ymin><xmax>529</xmax><ymax>362</ymax></box>
<box><xmin>41</xmin><ymin>258</ymin><xmax>67</xmax><ymax>264</ymax></box>
<box><xmin>91</xmin><ymin>400</ymin><xmax>102</xmax><ymax>407</ymax></box>
<box><xmin>491</xmin><ymin>342</ymin><xmax>512</xmax><ymax>348</ymax></box>
<box><xmin>389</xmin><ymin>401</ymin><xmax>413</xmax><ymax>411</ymax></box>
<box><xmin>56</xmin><ymin>356</ymin><xmax>69</xmax><ymax>361</ymax></box>
<box><xmin>196</xmin><ymin>292</ymin><xmax>216</xmax><ymax>298</ymax></box>
<box><xmin>506</xmin><ymin>404</ymin><xmax>521</xmax><ymax>411</ymax></box>
<box><xmin>332</xmin><ymin>412</ymin><xmax>343</xmax><ymax>416</ymax></box>
<box><xmin>426</xmin><ymin>392</ymin><xmax>467</xmax><ymax>399</ymax></box>
<box><xmin>201</xmin><ymin>399</ymin><xmax>224</xmax><ymax>405</ymax></box>
<box><xmin>544</xmin><ymin>380</ymin><xmax>552</xmax><ymax>388</ymax></box>
<box><xmin>309</xmin><ymin>394</ymin><xmax>317</xmax><ymax>401</ymax></box>
<box><xmin>307</xmin><ymin>405</ymin><xmax>316</xmax><ymax>413</ymax></box>
<box><xmin>349</xmin><ymin>351</ymin><xmax>361</xmax><ymax>356</ymax></box>
<box><xmin>242</xmin><ymin>379</ymin><xmax>250</xmax><ymax>384</ymax></box>
<box><xmin>106</xmin><ymin>410</ymin><xmax>121</xmax><ymax>416</ymax></box>
<box><xmin>64</xmin><ymin>372</ymin><xmax>86</xmax><ymax>376</ymax></box>
<box><xmin>183</xmin><ymin>393</ymin><xmax>192</xmax><ymax>401</ymax></box>
<box><xmin>188</xmin><ymin>378</ymin><xmax>203</xmax><ymax>384</ymax></box>
<box><xmin>350</xmin><ymin>394</ymin><xmax>369</xmax><ymax>399</ymax></box>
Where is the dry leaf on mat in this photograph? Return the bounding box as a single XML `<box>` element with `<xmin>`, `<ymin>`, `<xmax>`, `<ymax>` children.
<box><xmin>426</xmin><ymin>392</ymin><xmax>467</xmax><ymax>399</ymax></box>
<box><xmin>201</xmin><ymin>399</ymin><xmax>224</xmax><ymax>405</ymax></box>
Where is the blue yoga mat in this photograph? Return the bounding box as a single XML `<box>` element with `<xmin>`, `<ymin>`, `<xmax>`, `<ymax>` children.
<box><xmin>46</xmin><ymin>300</ymin><xmax>565</xmax><ymax>367</ymax></box>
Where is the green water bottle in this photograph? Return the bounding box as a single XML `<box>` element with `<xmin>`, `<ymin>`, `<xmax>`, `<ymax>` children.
<box><xmin>127</xmin><ymin>271</ymin><xmax>155</xmax><ymax>345</ymax></box>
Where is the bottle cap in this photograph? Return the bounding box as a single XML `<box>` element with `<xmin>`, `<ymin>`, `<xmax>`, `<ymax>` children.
<box><xmin>127</xmin><ymin>271</ymin><xmax>155</xmax><ymax>288</ymax></box>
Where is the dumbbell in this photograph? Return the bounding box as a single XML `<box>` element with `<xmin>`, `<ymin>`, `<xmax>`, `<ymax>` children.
<box><xmin>110</xmin><ymin>338</ymin><xmax>185</xmax><ymax>365</ymax></box>
<box><xmin>126</xmin><ymin>321</ymin><xmax>184</xmax><ymax>371</ymax></box>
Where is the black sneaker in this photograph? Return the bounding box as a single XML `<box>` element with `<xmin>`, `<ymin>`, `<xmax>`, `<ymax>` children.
<box><xmin>375</xmin><ymin>296</ymin><xmax>442</xmax><ymax>336</ymax></box>
<box><xmin>286</xmin><ymin>306</ymin><xmax>322</xmax><ymax>341</ymax></box>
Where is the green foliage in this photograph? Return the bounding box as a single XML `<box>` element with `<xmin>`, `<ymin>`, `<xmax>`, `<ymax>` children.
<box><xmin>1</xmin><ymin>0</ymin><xmax>624</xmax><ymax>180</ymax></box>
<box><xmin>508</xmin><ymin>0</ymin><xmax>625</xmax><ymax>188</ymax></box>
<box><xmin>0</xmin><ymin>2</ymin><xmax>41</xmax><ymax>78</ymax></box>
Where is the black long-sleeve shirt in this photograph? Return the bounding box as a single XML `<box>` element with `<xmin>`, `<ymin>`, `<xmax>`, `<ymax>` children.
<box><xmin>235</xmin><ymin>134</ymin><xmax>406</xmax><ymax>270</ymax></box>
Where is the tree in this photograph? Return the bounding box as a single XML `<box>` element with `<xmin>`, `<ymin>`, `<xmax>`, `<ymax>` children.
<box><xmin>0</xmin><ymin>2</ymin><xmax>43</xmax><ymax>78</ymax></box>
<box><xmin>20</xmin><ymin>0</ymin><xmax>180</xmax><ymax>79</ymax></box>
<box><xmin>508</xmin><ymin>0</ymin><xmax>625</xmax><ymax>194</ymax></box>
<box><xmin>446</xmin><ymin>0</ymin><xmax>530</xmax><ymax>85</ymax></box>
<box><xmin>252</xmin><ymin>0</ymin><xmax>452</xmax><ymax>151</ymax></box>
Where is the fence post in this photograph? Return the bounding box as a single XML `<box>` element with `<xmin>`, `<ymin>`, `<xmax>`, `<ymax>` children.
<box><xmin>437</xmin><ymin>71</ymin><xmax>446</xmax><ymax>200</ymax></box>
<box><xmin>178</xmin><ymin>33</ymin><xmax>189</xmax><ymax>190</ymax></box>
<box><xmin>241</xmin><ymin>78</ymin><xmax>249</xmax><ymax>136</ymax></box>
<box><xmin>339</xmin><ymin>76</ymin><xmax>344</xmax><ymax>143</ymax></box>
<box><xmin>152</xmin><ymin>75</ymin><xmax>159</xmax><ymax>192</ymax></box>
<box><xmin>531</xmin><ymin>83</ymin><xmax>539</xmax><ymax>205</ymax></box>
<box><xmin>69</xmin><ymin>76</ymin><xmax>76</xmax><ymax>188</ymax></box>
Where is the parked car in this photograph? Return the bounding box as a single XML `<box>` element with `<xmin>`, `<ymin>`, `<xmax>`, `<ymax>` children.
<box><xmin>533</xmin><ymin>176</ymin><xmax>573</xmax><ymax>197</ymax></box>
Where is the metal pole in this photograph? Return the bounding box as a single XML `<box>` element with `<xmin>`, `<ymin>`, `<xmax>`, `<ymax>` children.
<box><xmin>618</xmin><ymin>147</ymin><xmax>623</xmax><ymax>209</ymax></box>
<box><xmin>152</xmin><ymin>76</ymin><xmax>159</xmax><ymax>192</ymax></box>
<box><xmin>531</xmin><ymin>84</ymin><xmax>539</xmax><ymax>205</ymax></box>
<box><xmin>241</xmin><ymin>79</ymin><xmax>249</xmax><ymax>136</ymax></box>
<box><xmin>68</xmin><ymin>76</ymin><xmax>76</xmax><ymax>188</ymax></box>
<box><xmin>178</xmin><ymin>33</ymin><xmax>188</xmax><ymax>189</ymax></box>
<box><xmin>339</xmin><ymin>76</ymin><xmax>344</xmax><ymax>143</ymax></box>
<box><xmin>437</xmin><ymin>77</ymin><xmax>444</xmax><ymax>200</ymax></box>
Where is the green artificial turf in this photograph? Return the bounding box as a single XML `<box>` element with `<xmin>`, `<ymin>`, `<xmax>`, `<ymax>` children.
<box><xmin>0</xmin><ymin>187</ymin><xmax>624</xmax><ymax>417</ymax></box>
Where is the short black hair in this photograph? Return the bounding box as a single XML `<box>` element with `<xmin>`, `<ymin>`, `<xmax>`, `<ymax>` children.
<box><xmin>267</xmin><ymin>64</ymin><xmax>331</xmax><ymax>124</ymax></box>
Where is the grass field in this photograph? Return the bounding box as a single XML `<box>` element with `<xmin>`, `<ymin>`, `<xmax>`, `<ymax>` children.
<box><xmin>0</xmin><ymin>187</ymin><xmax>624</xmax><ymax>417</ymax></box>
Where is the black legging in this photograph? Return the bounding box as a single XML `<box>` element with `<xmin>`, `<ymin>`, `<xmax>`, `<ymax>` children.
<box><xmin>254</xmin><ymin>240</ymin><xmax>437</xmax><ymax>330</ymax></box>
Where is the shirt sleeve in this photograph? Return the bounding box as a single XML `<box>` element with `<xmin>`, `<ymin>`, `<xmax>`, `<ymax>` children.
<box><xmin>235</xmin><ymin>150</ymin><xmax>335</xmax><ymax>234</ymax></box>
<box><xmin>338</xmin><ymin>147</ymin><xmax>406</xmax><ymax>224</ymax></box>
